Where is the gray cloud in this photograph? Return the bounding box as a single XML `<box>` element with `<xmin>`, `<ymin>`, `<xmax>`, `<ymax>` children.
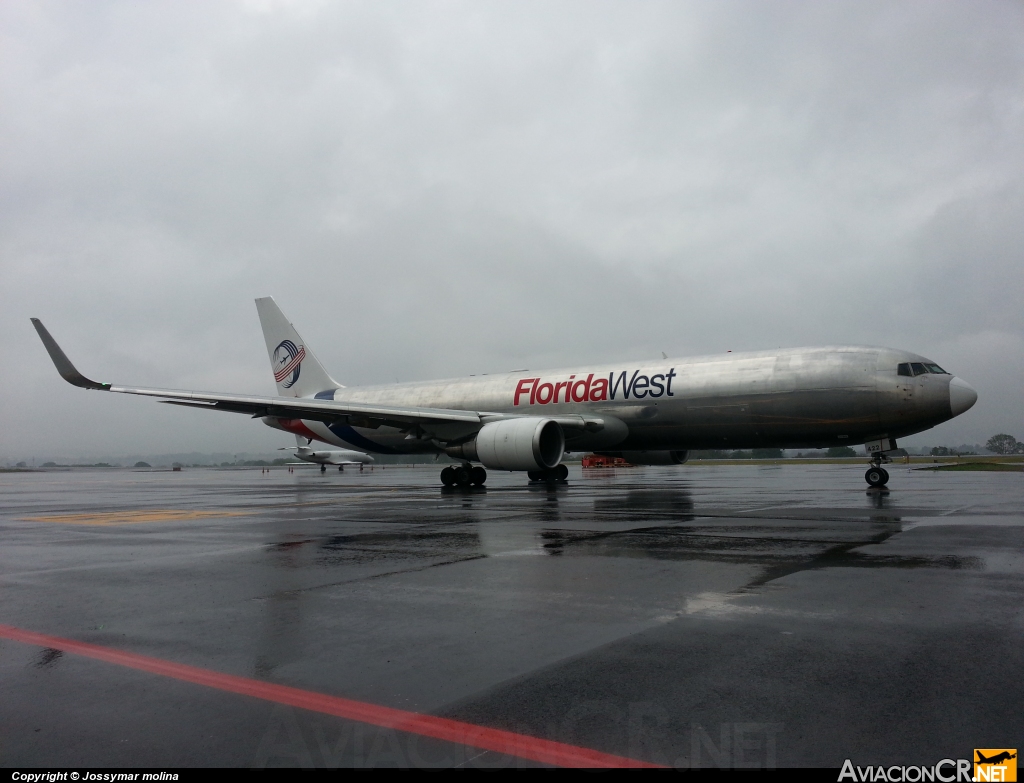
<box><xmin>3</xmin><ymin>0</ymin><xmax>1022</xmax><ymax>459</ymax></box>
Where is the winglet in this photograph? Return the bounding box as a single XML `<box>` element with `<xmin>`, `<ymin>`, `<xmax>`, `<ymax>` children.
<box><xmin>31</xmin><ymin>318</ymin><xmax>111</xmax><ymax>390</ymax></box>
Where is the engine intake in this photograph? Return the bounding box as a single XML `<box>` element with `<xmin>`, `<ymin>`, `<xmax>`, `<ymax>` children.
<box><xmin>446</xmin><ymin>418</ymin><xmax>565</xmax><ymax>471</ymax></box>
<box><xmin>605</xmin><ymin>450</ymin><xmax>689</xmax><ymax>465</ymax></box>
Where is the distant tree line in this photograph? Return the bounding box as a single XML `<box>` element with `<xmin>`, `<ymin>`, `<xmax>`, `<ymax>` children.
<box><xmin>691</xmin><ymin>449</ymin><xmax>778</xmax><ymax>459</ymax></box>
<box><xmin>985</xmin><ymin>434</ymin><xmax>1024</xmax><ymax>455</ymax></box>
<box><xmin>38</xmin><ymin>461</ymin><xmax>116</xmax><ymax>467</ymax></box>
<box><xmin>690</xmin><ymin>447</ymin><xmax>856</xmax><ymax>459</ymax></box>
<box><xmin>928</xmin><ymin>435</ymin><xmax>1022</xmax><ymax>456</ymax></box>
<box><xmin>219</xmin><ymin>459</ymin><xmax>291</xmax><ymax>466</ymax></box>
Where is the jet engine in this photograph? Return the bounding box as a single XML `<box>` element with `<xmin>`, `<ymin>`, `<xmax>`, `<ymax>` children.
<box><xmin>608</xmin><ymin>450</ymin><xmax>689</xmax><ymax>465</ymax></box>
<box><xmin>446</xmin><ymin>418</ymin><xmax>565</xmax><ymax>471</ymax></box>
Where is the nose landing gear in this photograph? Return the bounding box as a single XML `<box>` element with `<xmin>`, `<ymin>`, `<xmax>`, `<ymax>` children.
<box><xmin>865</xmin><ymin>453</ymin><xmax>891</xmax><ymax>488</ymax></box>
<box><xmin>864</xmin><ymin>437</ymin><xmax>898</xmax><ymax>487</ymax></box>
<box><xmin>865</xmin><ymin>465</ymin><xmax>889</xmax><ymax>487</ymax></box>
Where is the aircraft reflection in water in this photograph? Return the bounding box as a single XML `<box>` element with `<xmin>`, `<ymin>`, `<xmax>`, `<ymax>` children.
<box><xmin>32</xmin><ymin>297</ymin><xmax>977</xmax><ymax>489</ymax></box>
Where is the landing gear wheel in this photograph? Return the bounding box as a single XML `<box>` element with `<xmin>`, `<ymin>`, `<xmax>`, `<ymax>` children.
<box><xmin>528</xmin><ymin>465</ymin><xmax>569</xmax><ymax>483</ymax></box>
<box><xmin>339</xmin><ymin>465</ymin><xmax>344</xmax><ymax>472</ymax></box>
<box><xmin>470</xmin><ymin>466</ymin><xmax>487</xmax><ymax>486</ymax></box>
<box><xmin>865</xmin><ymin>467</ymin><xmax>887</xmax><ymax>487</ymax></box>
<box><xmin>440</xmin><ymin>466</ymin><xmax>456</xmax><ymax>486</ymax></box>
<box><xmin>454</xmin><ymin>466</ymin><xmax>471</xmax><ymax>487</ymax></box>
<box><xmin>320</xmin><ymin>464</ymin><xmax>326</xmax><ymax>473</ymax></box>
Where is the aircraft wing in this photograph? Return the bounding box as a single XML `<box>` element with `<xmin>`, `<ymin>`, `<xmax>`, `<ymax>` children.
<box><xmin>31</xmin><ymin>318</ymin><xmax>480</xmax><ymax>433</ymax></box>
<box><xmin>32</xmin><ymin>318</ymin><xmax>609</xmax><ymax>437</ymax></box>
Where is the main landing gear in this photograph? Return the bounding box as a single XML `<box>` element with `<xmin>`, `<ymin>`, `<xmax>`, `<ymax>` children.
<box><xmin>528</xmin><ymin>464</ymin><xmax>569</xmax><ymax>483</ymax></box>
<box><xmin>438</xmin><ymin>464</ymin><xmax>568</xmax><ymax>487</ymax></box>
<box><xmin>320</xmin><ymin>464</ymin><xmax>326</xmax><ymax>473</ymax></box>
<box><xmin>441</xmin><ymin>464</ymin><xmax>487</xmax><ymax>487</ymax></box>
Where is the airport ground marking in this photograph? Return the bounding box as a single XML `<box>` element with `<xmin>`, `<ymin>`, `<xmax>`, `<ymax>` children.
<box><xmin>19</xmin><ymin>509</ymin><xmax>246</xmax><ymax>526</ymax></box>
<box><xmin>0</xmin><ymin>623</ymin><xmax>662</xmax><ymax>768</ymax></box>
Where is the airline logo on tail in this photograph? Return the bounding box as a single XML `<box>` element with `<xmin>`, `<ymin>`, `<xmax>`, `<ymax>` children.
<box><xmin>273</xmin><ymin>340</ymin><xmax>306</xmax><ymax>388</ymax></box>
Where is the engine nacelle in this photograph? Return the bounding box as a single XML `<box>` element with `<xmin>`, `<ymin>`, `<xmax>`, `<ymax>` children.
<box><xmin>446</xmin><ymin>418</ymin><xmax>565</xmax><ymax>471</ymax></box>
<box><xmin>611</xmin><ymin>450</ymin><xmax>689</xmax><ymax>466</ymax></box>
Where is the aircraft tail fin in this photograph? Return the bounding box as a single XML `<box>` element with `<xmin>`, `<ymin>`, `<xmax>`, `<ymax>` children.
<box><xmin>255</xmin><ymin>297</ymin><xmax>342</xmax><ymax>398</ymax></box>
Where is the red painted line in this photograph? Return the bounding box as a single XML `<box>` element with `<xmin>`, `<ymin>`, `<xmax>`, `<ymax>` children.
<box><xmin>0</xmin><ymin>623</ymin><xmax>661</xmax><ymax>768</ymax></box>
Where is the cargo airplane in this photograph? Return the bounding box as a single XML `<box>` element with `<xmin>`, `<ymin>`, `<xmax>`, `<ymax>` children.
<box><xmin>31</xmin><ymin>297</ymin><xmax>977</xmax><ymax>488</ymax></box>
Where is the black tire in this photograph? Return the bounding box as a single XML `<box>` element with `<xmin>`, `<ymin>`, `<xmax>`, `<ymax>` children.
<box><xmin>527</xmin><ymin>470</ymin><xmax>543</xmax><ymax>482</ymax></box>
<box><xmin>441</xmin><ymin>466</ymin><xmax>456</xmax><ymax>486</ymax></box>
<box><xmin>338</xmin><ymin>466</ymin><xmax>344</xmax><ymax>472</ymax></box>
<box><xmin>454</xmin><ymin>466</ymin><xmax>471</xmax><ymax>487</ymax></box>
<box><xmin>880</xmin><ymin>468</ymin><xmax>889</xmax><ymax>484</ymax></box>
<box><xmin>471</xmin><ymin>466</ymin><xmax>487</xmax><ymax>486</ymax></box>
<box><xmin>865</xmin><ymin>467</ymin><xmax>887</xmax><ymax>487</ymax></box>
<box><xmin>554</xmin><ymin>464</ymin><xmax>569</xmax><ymax>481</ymax></box>
<box><xmin>320</xmin><ymin>464</ymin><xmax>326</xmax><ymax>473</ymax></box>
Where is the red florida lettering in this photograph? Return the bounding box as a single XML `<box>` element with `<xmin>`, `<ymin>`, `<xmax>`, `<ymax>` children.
<box><xmin>571</xmin><ymin>374</ymin><xmax>592</xmax><ymax>402</ymax></box>
<box><xmin>513</xmin><ymin>367</ymin><xmax>674</xmax><ymax>406</ymax></box>
<box><xmin>514</xmin><ymin>378</ymin><xmax>536</xmax><ymax>406</ymax></box>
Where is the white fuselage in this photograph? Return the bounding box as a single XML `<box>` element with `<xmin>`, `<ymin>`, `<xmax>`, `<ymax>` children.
<box><xmin>292</xmin><ymin>446</ymin><xmax>374</xmax><ymax>465</ymax></box>
<box><xmin>265</xmin><ymin>345</ymin><xmax>973</xmax><ymax>456</ymax></box>
<box><xmin>31</xmin><ymin>300</ymin><xmax>979</xmax><ymax>478</ymax></box>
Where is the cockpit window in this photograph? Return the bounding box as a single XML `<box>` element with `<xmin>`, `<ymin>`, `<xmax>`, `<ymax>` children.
<box><xmin>899</xmin><ymin>361</ymin><xmax>949</xmax><ymax>376</ymax></box>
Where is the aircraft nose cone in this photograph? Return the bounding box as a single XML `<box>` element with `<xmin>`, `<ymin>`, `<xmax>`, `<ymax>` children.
<box><xmin>949</xmin><ymin>376</ymin><xmax>978</xmax><ymax>416</ymax></box>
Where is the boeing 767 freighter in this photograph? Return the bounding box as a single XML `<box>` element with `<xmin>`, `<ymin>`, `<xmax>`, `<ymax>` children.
<box><xmin>32</xmin><ymin>297</ymin><xmax>977</xmax><ymax>488</ymax></box>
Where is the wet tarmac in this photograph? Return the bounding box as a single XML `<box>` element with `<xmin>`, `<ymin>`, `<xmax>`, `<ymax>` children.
<box><xmin>1</xmin><ymin>463</ymin><xmax>1022</xmax><ymax>768</ymax></box>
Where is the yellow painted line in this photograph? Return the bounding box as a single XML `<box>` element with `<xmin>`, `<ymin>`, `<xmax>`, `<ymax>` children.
<box><xmin>19</xmin><ymin>510</ymin><xmax>246</xmax><ymax>526</ymax></box>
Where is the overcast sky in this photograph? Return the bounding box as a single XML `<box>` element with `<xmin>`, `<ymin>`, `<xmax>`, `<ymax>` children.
<box><xmin>3</xmin><ymin>0</ymin><xmax>1022</xmax><ymax>460</ymax></box>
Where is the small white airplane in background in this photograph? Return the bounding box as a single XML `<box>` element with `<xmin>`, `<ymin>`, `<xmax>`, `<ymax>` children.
<box><xmin>281</xmin><ymin>436</ymin><xmax>374</xmax><ymax>472</ymax></box>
